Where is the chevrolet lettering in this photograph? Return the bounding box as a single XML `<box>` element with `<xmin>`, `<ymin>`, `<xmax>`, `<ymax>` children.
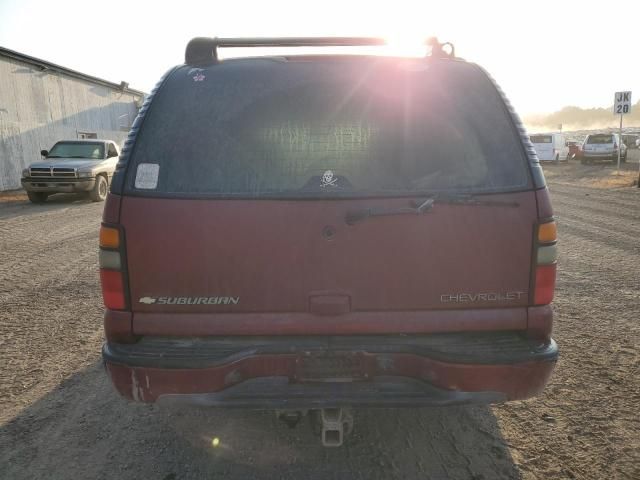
<box><xmin>440</xmin><ymin>292</ymin><xmax>527</xmax><ymax>303</ymax></box>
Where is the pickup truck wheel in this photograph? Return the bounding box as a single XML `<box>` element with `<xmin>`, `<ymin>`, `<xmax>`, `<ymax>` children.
<box><xmin>27</xmin><ymin>191</ymin><xmax>48</xmax><ymax>203</ymax></box>
<box><xmin>90</xmin><ymin>175</ymin><xmax>108</xmax><ymax>202</ymax></box>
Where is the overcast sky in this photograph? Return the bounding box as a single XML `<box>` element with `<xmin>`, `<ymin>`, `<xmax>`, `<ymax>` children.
<box><xmin>0</xmin><ymin>0</ymin><xmax>638</xmax><ymax>116</ymax></box>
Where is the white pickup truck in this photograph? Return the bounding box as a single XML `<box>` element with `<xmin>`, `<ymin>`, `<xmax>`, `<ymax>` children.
<box><xmin>21</xmin><ymin>139</ymin><xmax>120</xmax><ymax>203</ymax></box>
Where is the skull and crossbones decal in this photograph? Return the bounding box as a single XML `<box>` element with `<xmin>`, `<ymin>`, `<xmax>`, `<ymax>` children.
<box><xmin>321</xmin><ymin>170</ymin><xmax>337</xmax><ymax>188</ymax></box>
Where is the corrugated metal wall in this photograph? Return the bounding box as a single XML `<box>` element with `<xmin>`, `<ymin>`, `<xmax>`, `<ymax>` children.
<box><xmin>0</xmin><ymin>55</ymin><xmax>142</xmax><ymax>191</ymax></box>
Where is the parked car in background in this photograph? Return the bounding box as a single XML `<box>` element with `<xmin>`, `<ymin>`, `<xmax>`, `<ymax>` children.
<box><xmin>621</xmin><ymin>134</ymin><xmax>639</xmax><ymax>149</ymax></box>
<box><xmin>21</xmin><ymin>139</ymin><xmax>120</xmax><ymax>203</ymax></box>
<box><xmin>530</xmin><ymin>133</ymin><xmax>569</xmax><ymax>162</ymax></box>
<box><xmin>100</xmin><ymin>37</ymin><xmax>558</xmax><ymax>447</ymax></box>
<box><xmin>581</xmin><ymin>133</ymin><xmax>627</xmax><ymax>164</ymax></box>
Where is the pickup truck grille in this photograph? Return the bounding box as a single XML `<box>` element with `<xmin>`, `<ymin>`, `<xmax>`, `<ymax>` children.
<box><xmin>30</xmin><ymin>167</ymin><xmax>77</xmax><ymax>178</ymax></box>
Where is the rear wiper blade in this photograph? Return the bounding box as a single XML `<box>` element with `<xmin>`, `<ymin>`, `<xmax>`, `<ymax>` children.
<box><xmin>345</xmin><ymin>198</ymin><xmax>435</xmax><ymax>225</ymax></box>
<box><xmin>345</xmin><ymin>194</ymin><xmax>519</xmax><ymax>225</ymax></box>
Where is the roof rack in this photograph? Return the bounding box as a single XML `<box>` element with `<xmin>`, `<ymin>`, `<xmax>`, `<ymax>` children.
<box><xmin>184</xmin><ymin>37</ymin><xmax>455</xmax><ymax>67</ymax></box>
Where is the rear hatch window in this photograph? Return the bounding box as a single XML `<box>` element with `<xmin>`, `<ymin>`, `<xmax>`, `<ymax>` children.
<box><xmin>530</xmin><ymin>135</ymin><xmax>552</xmax><ymax>144</ymax></box>
<box><xmin>125</xmin><ymin>58</ymin><xmax>530</xmax><ymax>197</ymax></box>
<box><xmin>586</xmin><ymin>135</ymin><xmax>614</xmax><ymax>144</ymax></box>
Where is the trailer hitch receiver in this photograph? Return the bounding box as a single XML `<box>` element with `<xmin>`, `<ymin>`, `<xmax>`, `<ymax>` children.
<box><xmin>320</xmin><ymin>408</ymin><xmax>354</xmax><ymax>447</ymax></box>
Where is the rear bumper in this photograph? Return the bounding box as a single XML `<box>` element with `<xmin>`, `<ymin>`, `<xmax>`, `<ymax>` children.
<box><xmin>21</xmin><ymin>178</ymin><xmax>95</xmax><ymax>193</ymax></box>
<box><xmin>103</xmin><ymin>333</ymin><xmax>558</xmax><ymax>408</ymax></box>
<box><xmin>582</xmin><ymin>152</ymin><xmax>617</xmax><ymax>160</ymax></box>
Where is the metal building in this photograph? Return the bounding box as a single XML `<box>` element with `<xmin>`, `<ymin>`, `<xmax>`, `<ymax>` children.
<box><xmin>0</xmin><ymin>47</ymin><xmax>145</xmax><ymax>191</ymax></box>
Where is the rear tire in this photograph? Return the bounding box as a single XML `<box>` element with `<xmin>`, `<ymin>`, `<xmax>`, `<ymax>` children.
<box><xmin>27</xmin><ymin>191</ymin><xmax>48</xmax><ymax>203</ymax></box>
<box><xmin>90</xmin><ymin>175</ymin><xmax>108</xmax><ymax>202</ymax></box>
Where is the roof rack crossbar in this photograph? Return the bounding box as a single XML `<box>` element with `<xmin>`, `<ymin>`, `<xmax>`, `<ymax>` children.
<box><xmin>211</xmin><ymin>37</ymin><xmax>389</xmax><ymax>48</ymax></box>
<box><xmin>185</xmin><ymin>36</ymin><xmax>454</xmax><ymax>67</ymax></box>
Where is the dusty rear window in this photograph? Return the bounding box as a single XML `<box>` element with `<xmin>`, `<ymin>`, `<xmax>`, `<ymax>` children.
<box><xmin>126</xmin><ymin>59</ymin><xmax>530</xmax><ymax>198</ymax></box>
<box><xmin>586</xmin><ymin>135</ymin><xmax>614</xmax><ymax>144</ymax></box>
<box><xmin>530</xmin><ymin>135</ymin><xmax>552</xmax><ymax>144</ymax></box>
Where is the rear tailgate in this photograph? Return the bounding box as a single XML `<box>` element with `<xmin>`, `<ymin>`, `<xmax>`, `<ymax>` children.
<box><xmin>122</xmin><ymin>193</ymin><xmax>535</xmax><ymax>315</ymax></box>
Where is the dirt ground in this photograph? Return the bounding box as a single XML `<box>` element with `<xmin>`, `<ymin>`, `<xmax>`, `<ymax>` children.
<box><xmin>0</xmin><ymin>154</ymin><xmax>639</xmax><ymax>480</ymax></box>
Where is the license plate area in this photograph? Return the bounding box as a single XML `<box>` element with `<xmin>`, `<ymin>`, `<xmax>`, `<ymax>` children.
<box><xmin>295</xmin><ymin>352</ymin><xmax>370</xmax><ymax>382</ymax></box>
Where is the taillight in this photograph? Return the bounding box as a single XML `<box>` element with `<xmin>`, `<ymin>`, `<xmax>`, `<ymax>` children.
<box><xmin>100</xmin><ymin>269</ymin><xmax>126</xmax><ymax>310</ymax></box>
<box><xmin>99</xmin><ymin>224</ymin><xmax>127</xmax><ymax>310</ymax></box>
<box><xmin>100</xmin><ymin>226</ymin><xmax>120</xmax><ymax>249</ymax></box>
<box><xmin>533</xmin><ymin>220</ymin><xmax>557</xmax><ymax>305</ymax></box>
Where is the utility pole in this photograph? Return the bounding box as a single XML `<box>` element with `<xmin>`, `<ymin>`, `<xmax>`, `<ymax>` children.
<box><xmin>617</xmin><ymin>113</ymin><xmax>622</xmax><ymax>173</ymax></box>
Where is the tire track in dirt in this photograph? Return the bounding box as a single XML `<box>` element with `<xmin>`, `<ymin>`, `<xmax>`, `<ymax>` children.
<box><xmin>0</xmin><ymin>204</ymin><xmax>101</xmax><ymax>253</ymax></box>
<box><xmin>550</xmin><ymin>191</ymin><xmax>640</xmax><ymax>223</ymax></box>
<box><xmin>0</xmin><ymin>199</ymin><xmax>104</xmax><ymax>422</ymax></box>
<box><xmin>554</xmin><ymin>200</ymin><xmax>639</xmax><ymax>238</ymax></box>
<box><xmin>549</xmin><ymin>182</ymin><xmax>640</xmax><ymax>255</ymax></box>
<box><xmin>556</xmin><ymin>216</ymin><xmax>639</xmax><ymax>255</ymax></box>
<box><xmin>549</xmin><ymin>182</ymin><xmax>639</xmax><ymax>210</ymax></box>
<box><xmin>0</xmin><ymin>233</ymin><xmax>98</xmax><ymax>299</ymax></box>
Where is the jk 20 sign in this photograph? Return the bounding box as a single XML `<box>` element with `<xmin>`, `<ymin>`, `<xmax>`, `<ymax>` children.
<box><xmin>613</xmin><ymin>91</ymin><xmax>632</xmax><ymax>115</ymax></box>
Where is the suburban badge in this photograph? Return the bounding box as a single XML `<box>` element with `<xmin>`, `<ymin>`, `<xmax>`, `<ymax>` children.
<box><xmin>138</xmin><ymin>296</ymin><xmax>240</xmax><ymax>305</ymax></box>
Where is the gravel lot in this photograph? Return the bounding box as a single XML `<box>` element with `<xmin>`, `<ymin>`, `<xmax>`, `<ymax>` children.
<box><xmin>0</xmin><ymin>156</ymin><xmax>638</xmax><ymax>480</ymax></box>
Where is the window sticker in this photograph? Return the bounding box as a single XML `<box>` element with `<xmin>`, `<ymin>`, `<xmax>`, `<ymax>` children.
<box><xmin>187</xmin><ymin>68</ymin><xmax>206</xmax><ymax>82</ymax></box>
<box><xmin>321</xmin><ymin>170</ymin><xmax>337</xmax><ymax>188</ymax></box>
<box><xmin>135</xmin><ymin>163</ymin><xmax>159</xmax><ymax>189</ymax></box>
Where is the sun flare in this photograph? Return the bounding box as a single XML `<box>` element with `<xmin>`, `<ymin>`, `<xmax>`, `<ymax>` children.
<box><xmin>383</xmin><ymin>34</ymin><xmax>431</xmax><ymax>57</ymax></box>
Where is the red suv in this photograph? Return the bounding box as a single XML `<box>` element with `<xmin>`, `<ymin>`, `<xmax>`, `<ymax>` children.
<box><xmin>100</xmin><ymin>37</ymin><xmax>558</xmax><ymax>446</ymax></box>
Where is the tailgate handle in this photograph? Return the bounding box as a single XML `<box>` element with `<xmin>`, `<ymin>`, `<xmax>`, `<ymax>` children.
<box><xmin>309</xmin><ymin>295</ymin><xmax>351</xmax><ymax>316</ymax></box>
